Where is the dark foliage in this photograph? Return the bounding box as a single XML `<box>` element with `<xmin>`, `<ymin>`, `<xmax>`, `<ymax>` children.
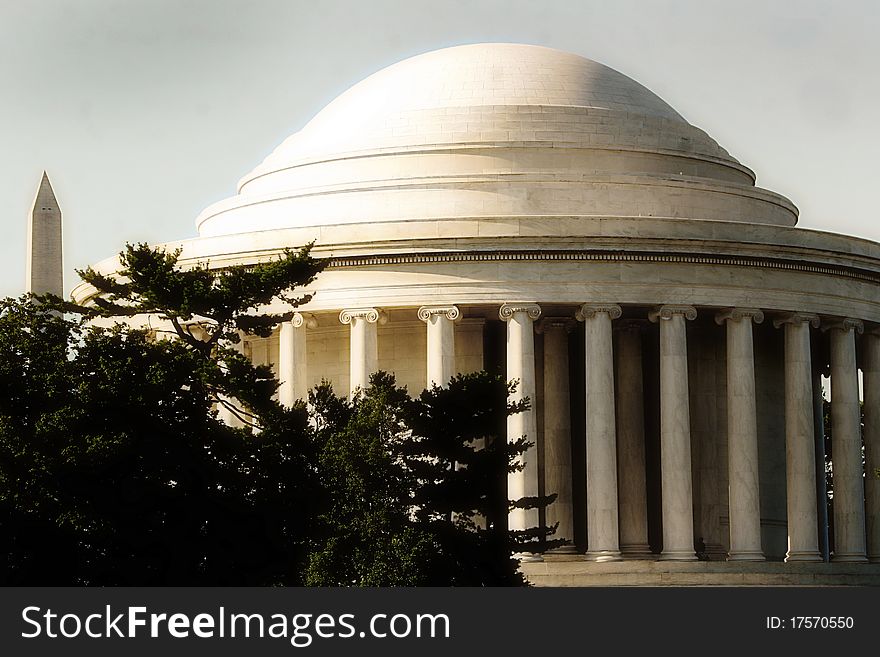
<box><xmin>307</xmin><ymin>371</ymin><xmax>556</xmax><ymax>586</ymax></box>
<box><xmin>0</xmin><ymin>300</ymin><xmax>319</xmax><ymax>585</ymax></box>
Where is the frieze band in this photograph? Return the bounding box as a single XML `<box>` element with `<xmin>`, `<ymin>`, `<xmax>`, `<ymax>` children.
<box><xmin>320</xmin><ymin>249</ymin><xmax>880</xmax><ymax>286</ymax></box>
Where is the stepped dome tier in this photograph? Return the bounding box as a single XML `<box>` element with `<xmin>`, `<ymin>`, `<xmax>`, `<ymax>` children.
<box><xmin>195</xmin><ymin>43</ymin><xmax>797</xmax><ymax>238</ymax></box>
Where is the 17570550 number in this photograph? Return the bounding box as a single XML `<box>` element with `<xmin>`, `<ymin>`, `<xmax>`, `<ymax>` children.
<box><xmin>766</xmin><ymin>616</ymin><xmax>854</xmax><ymax>630</ymax></box>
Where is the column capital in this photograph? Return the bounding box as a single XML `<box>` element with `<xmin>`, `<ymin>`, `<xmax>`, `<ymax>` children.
<box><xmin>576</xmin><ymin>303</ymin><xmax>622</xmax><ymax>321</ymax></box>
<box><xmin>772</xmin><ymin>312</ymin><xmax>820</xmax><ymax>329</ymax></box>
<box><xmin>291</xmin><ymin>312</ymin><xmax>318</xmax><ymax>329</ymax></box>
<box><xmin>821</xmin><ymin>317</ymin><xmax>864</xmax><ymax>335</ymax></box>
<box><xmin>714</xmin><ymin>307</ymin><xmax>764</xmax><ymax>326</ymax></box>
<box><xmin>339</xmin><ymin>307</ymin><xmax>388</xmax><ymax>325</ymax></box>
<box><xmin>648</xmin><ymin>305</ymin><xmax>697</xmax><ymax>322</ymax></box>
<box><xmin>499</xmin><ymin>302</ymin><xmax>541</xmax><ymax>322</ymax></box>
<box><xmin>417</xmin><ymin>305</ymin><xmax>461</xmax><ymax>322</ymax></box>
<box><xmin>535</xmin><ymin>317</ymin><xmax>577</xmax><ymax>334</ymax></box>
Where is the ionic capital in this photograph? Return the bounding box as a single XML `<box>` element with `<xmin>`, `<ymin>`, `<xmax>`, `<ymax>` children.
<box><xmin>575</xmin><ymin>303</ymin><xmax>622</xmax><ymax>322</ymax></box>
<box><xmin>714</xmin><ymin>307</ymin><xmax>764</xmax><ymax>326</ymax></box>
<box><xmin>499</xmin><ymin>302</ymin><xmax>542</xmax><ymax>322</ymax></box>
<box><xmin>339</xmin><ymin>307</ymin><xmax>388</xmax><ymax>325</ymax></box>
<box><xmin>772</xmin><ymin>312</ymin><xmax>820</xmax><ymax>329</ymax></box>
<box><xmin>648</xmin><ymin>305</ymin><xmax>697</xmax><ymax>323</ymax></box>
<box><xmin>418</xmin><ymin>305</ymin><xmax>461</xmax><ymax>323</ymax></box>
<box><xmin>535</xmin><ymin>317</ymin><xmax>577</xmax><ymax>334</ymax></box>
<box><xmin>291</xmin><ymin>312</ymin><xmax>318</xmax><ymax>329</ymax></box>
<box><xmin>821</xmin><ymin>317</ymin><xmax>864</xmax><ymax>335</ymax></box>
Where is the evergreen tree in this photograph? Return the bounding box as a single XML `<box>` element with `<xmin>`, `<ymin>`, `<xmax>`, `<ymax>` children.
<box><xmin>48</xmin><ymin>241</ymin><xmax>326</xmax><ymax>426</ymax></box>
<box><xmin>307</xmin><ymin>371</ymin><xmax>556</xmax><ymax>586</ymax></box>
<box><xmin>2</xmin><ymin>242</ymin><xmax>326</xmax><ymax>584</ymax></box>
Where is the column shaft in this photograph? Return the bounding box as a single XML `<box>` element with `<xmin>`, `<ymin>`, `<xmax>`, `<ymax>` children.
<box><xmin>351</xmin><ymin>319</ymin><xmax>372</xmax><ymax>393</ymax></box>
<box><xmin>828</xmin><ymin>319</ymin><xmax>867</xmax><ymax>562</ymax></box>
<box><xmin>718</xmin><ymin>309</ymin><xmax>764</xmax><ymax>561</ymax></box>
<box><xmin>651</xmin><ymin>305</ymin><xmax>698</xmax><ymax>561</ymax></box>
<box><xmin>340</xmin><ymin>308</ymin><xmax>385</xmax><ymax>397</ymax></box>
<box><xmin>278</xmin><ymin>313</ymin><xmax>314</xmax><ymax>406</ymax></box>
<box><xmin>500</xmin><ymin>304</ymin><xmax>542</xmax><ymax>544</ymax></box>
<box><xmin>615</xmin><ymin>323</ymin><xmax>652</xmax><ymax>558</ymax></box>
<box><xmin>540</xmin><ymin>319</ymin><xmax>576</xmax><ymax>552</ymax></box>
<box><xmin>578</xmin><ymin>304</ymin><xmax>622</xmax><ymax>561</ymax></box>
<box><xmin>776</xmin><ymin>314</ymin><xmax>821</xmax><ymax>562</ymax></box>
<box><xmin>419</xmin><ymin>306</ymin><xmax>460</xmax><ymax>388</ymax></box>
<box><xmin>865</xmin><ymin>331</ymin><xmax>880</xmax><ymax>562</ymax></box>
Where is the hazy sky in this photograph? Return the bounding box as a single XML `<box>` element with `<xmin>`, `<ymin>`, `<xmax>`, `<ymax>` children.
<box><xmin>2</xmin><ymin>0</ymin><xmax>878</xmax><ymax>297</ymax></box>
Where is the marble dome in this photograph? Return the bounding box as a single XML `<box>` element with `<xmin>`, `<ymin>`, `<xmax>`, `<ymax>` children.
<box><xmin>195</xmin><ymin>43</ymin><xmax>797</xmax><ymax>237</ymax></box>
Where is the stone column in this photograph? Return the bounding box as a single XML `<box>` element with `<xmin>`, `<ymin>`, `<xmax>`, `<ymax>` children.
<box><xmin>278</xmin><ymin>312</ymin><xmax>317</xmax><ymax>406</ymax></box>
<box><xmin>824</xmin><ymin>318</ymin><xmax>867</xmax><ymax>562</ymax></box>
<box><xmin>864</xmin><ymin>328</ymin><xmax>880</xmax><ymax>563</ymax></box>
<box><xmin>773</xmin><ymin>313</ymin><xmax>822</xmax><ymax>562</ymax></box>
<box><xmin>418</xmin><ymin>305</ymin><xmax>461</xmax><ymax>388</ymax></box>
<box><xmin>499</xmin><ymin>303</ymin><xmax>542</xmax><ymax>554</ymax></box>
<box><xmin>339</xmin><ymin>308</ymin><xmax>387</xmax><ymax>396</ymax></box>
<box><xmin>615</xmin><ymin>321</ymin><xmax>653</xmax><ymax>558</ymax></box>
<box><xmin>536</xmin><ymin>317</ymin><xmax>576</xmax><ymax>552</ymax></box>
<box><xmin>649</xmin><ymin>305</ymin><xmax>698</xmax><ymax>561</ymax></box>
<box><xmin>716</xmin><ymin>308</ymin><xmax>765</xmax><ymax>561</ymax></box>
<box><xmin>576</xmin><ymin>303</ymin><xmax>623</xmax><ymax>561</ymax></box>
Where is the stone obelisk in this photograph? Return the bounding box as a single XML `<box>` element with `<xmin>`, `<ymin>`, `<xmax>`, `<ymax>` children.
<box><xmin>26</xmin><ymin>172</ymin><xmax>63</xmax><ymax>297</ymax></box>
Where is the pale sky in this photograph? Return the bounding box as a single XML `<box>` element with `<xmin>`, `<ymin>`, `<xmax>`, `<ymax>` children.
<box><xmin>1</xmin><ymin>0</ymin><xmax>878</xmax><ymax>298</ymax></box>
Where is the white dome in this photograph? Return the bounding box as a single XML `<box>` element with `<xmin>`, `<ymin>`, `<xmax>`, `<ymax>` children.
<box><xmin>243</xmin><ymin>43</ymin><xmax>687</xmax><ymax>183</ymax></box>
<box><xmin>196</xmin><ymin>43</ymin><xmax>796</xmax><ymax>237</ymax></box>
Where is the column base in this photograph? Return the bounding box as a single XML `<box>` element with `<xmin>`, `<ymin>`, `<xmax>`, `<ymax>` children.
<box><xmin>727</xmin><ymin>551</ymin><xmax>765</xmax><ymax>562</ymax></box>
<box><xmin>514</xmin><ymin>552</ymin><xmax>544</xmax><ymax>563</ymax></box>
<box><xmin>785</xmin><ymin>550</ymin><xmax>822</xmax><ymax>563</ymax></box>
<box><xmin>832</xmin><ymin>553</ymin><xmax>869</xmax><ymax>563</ymax></box>
<box><xmin>585</xmin><ymin>550</ymin><xmax>623</xmax><ymax>562</ymax></box>
<box><xmin>620</xmin><ymin>544</ymin><xmax>654</xmax><ymax>559</ymax></box>
<box><xmin>546</xmin><ymin>543</ymin><xmax>579</xmax><ymax>555</ymax></box>
<box><xmin>659</xmin><ymin>549</ymin><xmax>698</xmax><ymax>562</ymax></box>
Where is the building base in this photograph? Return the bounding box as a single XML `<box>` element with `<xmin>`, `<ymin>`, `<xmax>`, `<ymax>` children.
<box><xmin>520</xmin><ymin>555</ymin><xmax>880</xmax><ymax>586</ymax></box>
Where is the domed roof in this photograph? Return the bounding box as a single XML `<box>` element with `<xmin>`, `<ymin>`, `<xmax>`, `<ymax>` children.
<box><xmin>196</xmin><ymin>43</ymin><xmax>796</xmax><ymax>237</ymax></box>
<box><xmin>241</xmin><ymin>43</ymin><xmax>686</xmax><ymax>186</ymax></box>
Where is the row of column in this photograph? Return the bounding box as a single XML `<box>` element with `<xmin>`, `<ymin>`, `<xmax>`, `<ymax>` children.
<box><xmin>272</xmin><ymin>304</ymin><xmax>879</xmax><ymax>564</ymax></box>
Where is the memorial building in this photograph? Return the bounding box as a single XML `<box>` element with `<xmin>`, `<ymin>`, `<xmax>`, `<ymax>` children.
<box><xmin>71</xmin><ymin>44</ymin><xmax>880</xmax><ymax>584</ymax></box>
